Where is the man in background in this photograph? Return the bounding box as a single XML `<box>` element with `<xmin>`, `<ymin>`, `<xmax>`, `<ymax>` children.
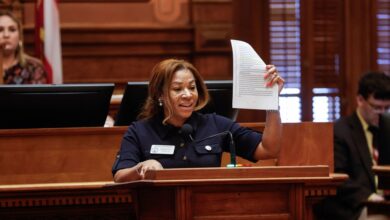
<box><xmin>315</xmin><ymin>72</ymin><xmax>390</xmax><ymax>220</ymax></box>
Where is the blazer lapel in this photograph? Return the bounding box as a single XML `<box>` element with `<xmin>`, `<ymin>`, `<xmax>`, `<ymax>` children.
<box><xmin>349</xmin><ymin>113</ymin><xmax>376</xmax><ymax>188</ymax></box>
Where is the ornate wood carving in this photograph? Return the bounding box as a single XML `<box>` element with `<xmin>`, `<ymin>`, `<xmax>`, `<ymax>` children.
<box><xmin>152</xmin><ymin>0</ymin><xmax>186</xmax><ymax>23</ymax></box>
<box><xmin>0</xmin><ymin>191</ymin><xmax>132</xmax><ymax>208</ymax></box>
<box><xmin>0</xmin><ymin>183</ymin><xmax>136</xmax><ymax>219</ymax></box>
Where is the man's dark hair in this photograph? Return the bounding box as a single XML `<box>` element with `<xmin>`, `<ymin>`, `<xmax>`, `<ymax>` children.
<box><xmin>358</xmin><ymin>71</ymin><xmax>390</xmax><ymax>100</ymax></box>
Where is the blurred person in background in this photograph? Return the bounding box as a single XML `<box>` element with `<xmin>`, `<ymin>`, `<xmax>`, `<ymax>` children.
<box><xmin>315</xmin><ymin>72</ymin><xmax>390</xmax><ymax>220</ymax></box>
<box><xmin>0</xmin><ymin>10</ymin><xmax>47</xmax><ymax>84</ymax></box>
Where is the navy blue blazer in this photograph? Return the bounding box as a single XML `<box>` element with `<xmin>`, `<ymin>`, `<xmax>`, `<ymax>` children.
<box><xmin>112</xmin><ymin>112</ymin><xmax>262</xmax><ymax>175</ymax></box>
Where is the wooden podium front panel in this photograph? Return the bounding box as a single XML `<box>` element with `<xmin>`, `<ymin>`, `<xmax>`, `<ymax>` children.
<box><xmin>190</xmin><ymin>184</ymin><xmax>295</xmax><ymax>220</ymax></box>
<box><xmin>118</xmin><ymin>167</ymin><xmax>343</xmax><ymax>220</ymax></box>
<box><xmin>135</xmin><ymin>183</ymin><xmax>299</xmax><ymax>220</ymax></box>
<box><xmin>136</xmin><ymin>187</ymin><xmax>176</xmax><ymax>220</ymax></box>
<box><xmin>0</xmin><ymin>167</ymin><xmax>345</xmax><ymax>220</ymax></box>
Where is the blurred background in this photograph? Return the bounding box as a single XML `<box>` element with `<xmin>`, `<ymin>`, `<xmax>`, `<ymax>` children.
<box><xmin>2</xmin><ymin>0</ymin><xmax>388</xmax><ymax>123</ymax></box>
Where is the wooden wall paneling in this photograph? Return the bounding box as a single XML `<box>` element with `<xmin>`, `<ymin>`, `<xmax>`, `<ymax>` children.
<box><xmin>232</xmin><ymin>0</ymin><xmax>270</xmax><ymax>62</ymax></box>
<box><xmin>194</xmin><ymin>24</ymin><xmax>232</xmax><ymax>53</ymax></box>
<box><xmin>191</xmin><ymin>0</ymin><xmax>233</xmax><ymax>80</ymax></box>
<box><xmin>192</xmin><ymin>22</ymin><xmax>232</xmax><ymax>80</ymax></box>
<box><xmin>8</xmin><ymin>0</ymin><xmax>382</xmax><ymax>121</ymax></box>
<box><xmin>300</xmin><ymin>0</ymin><xmax>315</xmax><ymax>121</ymax></box>
<box><xmin>22</xmin><ymin>25</ymin><xmax>193</xmax><ymax>84</ymax></box>
<box><xmin>369</xmin><ymin>0</ymin><xmax>379</xmax><ymax>72</ymax></box>
<box><xmin>0</xmin><ymin>1</ymin><xmax>22</xmax><ymax>18</ymax></box>
<box><xmin>231</xmin><ymin>0</ymin><xmax>270</xmax><ymax>122</ymax></box>
<box><xmin>20</xmin><ymin>0</ymin><xmax>257</xmax><ymax>122</ymax></box>
<box><xmin>343</xmin><ymin>0</ymin><xmax>375</xmax><ymax>115</ymax></box>
<box><xmin>20</xmin><ymin>0</ymin><xmax>188</xmax><ymax>26</ymax></box>
<box><xmin>191</xmin><ymin>0</ymin><xmax>266</xmax><ymax>123</ymax></box>
<box><xmin>20</xmin><ymin>0</ymin><xmax>193</xmax><ymax>87</ymax></box>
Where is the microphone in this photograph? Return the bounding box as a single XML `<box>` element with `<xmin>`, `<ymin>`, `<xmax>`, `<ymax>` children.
<box><xmin>192</xmin><ymin>128</ymin><xmax>237</xmax><ymax>167</ymax></box>
<box><xmin>180</xmin><ymin>123</ymin><xmax>194</xmax><ymax>141</ymax></box>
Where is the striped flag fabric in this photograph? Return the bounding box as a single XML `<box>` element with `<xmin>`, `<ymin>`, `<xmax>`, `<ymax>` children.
<box><xmin>35</xmin><ymin>0</ymin><xmax>63</xmax><ymax>84</ymax></box>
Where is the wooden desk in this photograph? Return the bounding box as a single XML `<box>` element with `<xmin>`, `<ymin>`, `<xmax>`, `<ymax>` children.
<box><xmin>108</xmin><ymin>166</ymin><xmax>346</xmax><ymax>220</ymax></box>
<box><xmin>0</xmin><ymin>126</ymin><xmax>127</xmax><ymax>184</ymax></box>
<box><xmin>366</xmin><ymin>166</ymin><xmax>390</xmax><ymax>217</ymax></box>
<box><xmin>374</xmin><ymin>165</ymin><xmax>390</xmax><ymax>190</ymax></box>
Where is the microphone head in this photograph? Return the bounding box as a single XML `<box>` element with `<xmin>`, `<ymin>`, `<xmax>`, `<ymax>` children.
<box><xmin>180</xmin><ymin>123</ymin><xmax>193</xmax><ymax>135</ymax></box>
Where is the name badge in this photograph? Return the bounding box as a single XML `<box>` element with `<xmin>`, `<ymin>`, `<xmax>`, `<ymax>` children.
<box><xmin>150</xmin><ymin>145</ymin><xmax>175</xmax><ymax>155</ymax></box>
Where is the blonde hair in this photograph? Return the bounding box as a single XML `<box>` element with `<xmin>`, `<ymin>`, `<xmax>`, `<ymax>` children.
<box><xmin>0</xmin><ymin>10</ymin><xmax>27</xmax><ymax>66</ymax></box>
<box><xmin>138</xmin><ymin>59</ymin><xmax>210</xmax><ymax>124</ymax></box>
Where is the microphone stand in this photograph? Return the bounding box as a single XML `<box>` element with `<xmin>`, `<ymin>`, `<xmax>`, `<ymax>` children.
<box><xmin>227</xmin><ymin>132</ymin><xmax>237</xmax><ymax>167</ymax></box>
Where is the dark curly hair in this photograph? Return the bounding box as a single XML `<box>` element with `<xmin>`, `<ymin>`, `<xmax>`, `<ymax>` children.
<box><xmin>358</xmin><ymin>71</ymin><xmax>390</xmax><ymax>100</ymax></box>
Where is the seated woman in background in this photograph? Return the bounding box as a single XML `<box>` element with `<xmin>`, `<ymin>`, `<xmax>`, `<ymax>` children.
<box><xmin>112</xmin><ymin>58</ymin><xmax>285</xmax><ymax>182</ymax></box>
<box><xmin>0</xmin><ymin>10</ymin><xmax>47</xmax><ymax>84</ymax></box>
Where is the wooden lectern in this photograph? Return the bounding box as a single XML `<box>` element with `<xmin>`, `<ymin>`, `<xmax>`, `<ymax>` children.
<box><xmin>107</xmin><ymin>166</ymin><xmax>346</xmax><ymax>220</ymax></box>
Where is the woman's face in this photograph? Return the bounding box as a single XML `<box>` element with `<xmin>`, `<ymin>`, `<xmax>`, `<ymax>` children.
<box><xmin>165</xmin><ymin>68</ymin><xmax>199</xmax><ymax>127</ymax></box>
<box><xmin>0</xmin><ymin>15</ymin><xmax>20</xmax><ymax>55</ymax></box>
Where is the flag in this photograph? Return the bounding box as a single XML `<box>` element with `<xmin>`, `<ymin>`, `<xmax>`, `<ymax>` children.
<box><xmin>35</xmin><ymin>0</ymin><xmax>63</xmax><ymax>84</ymax></box>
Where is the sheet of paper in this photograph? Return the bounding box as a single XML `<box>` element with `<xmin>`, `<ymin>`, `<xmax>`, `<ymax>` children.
<box><xmin>231</xmin><ymin>39</ymin><xmax>279</xmax><ymax>110</ymax></box>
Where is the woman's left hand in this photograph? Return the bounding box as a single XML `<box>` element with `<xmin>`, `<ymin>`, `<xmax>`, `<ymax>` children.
<box><xmin>264</xmin><ymin>65</ymin><xmax>285</xmax><ymax>94</ymax></box>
